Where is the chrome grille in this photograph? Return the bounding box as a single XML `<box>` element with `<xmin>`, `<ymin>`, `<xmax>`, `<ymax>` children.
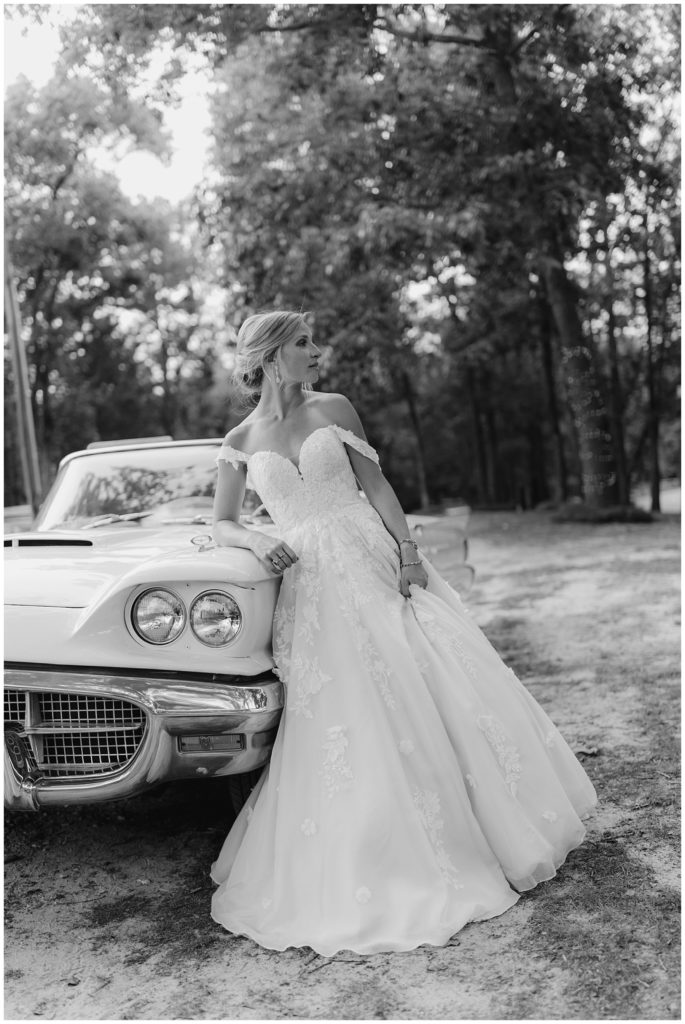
<box><xmin>41</xmin><ymin>729</ymin><xmax>143</xmax><ymax>772</ymax></box>
<box><xmin>4</xmin><ymin>689</ymin><xmax>26</xmax><ymax>724</ymax></box>
<box><xmin>38</xmin><ymin>692</ymin><xmax>143</xmax><ymax>726</ymax></box>
<box><xmin>4</xmin><ymin>689</ymin><xmax>147</xmax><ymax>779</ymax></box>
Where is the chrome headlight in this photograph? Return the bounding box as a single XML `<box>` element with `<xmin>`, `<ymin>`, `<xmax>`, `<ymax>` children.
<box><xmin>131</xmin><ymin>588</ymin><xmax>186</xmax><ymax>645</ymax></box>
<box><xmin>189</xmin><ymin>590</ymin><xmax>242</xmax><ymax>647</ymax></box>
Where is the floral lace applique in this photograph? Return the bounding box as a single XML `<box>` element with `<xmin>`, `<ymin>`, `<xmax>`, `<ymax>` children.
<box><xmin>412</xmin><ymin>787</ymin><xmax>464</xmax><ymax>890</ymax></box>
<box><xmin>289</xmin><ymin>653</ymin><xmax>331</xmax><ymax>718</ymax></box>
<box><xmin>355</xmin><ymin>886</ymin><xmax>372</xmax><ymax>904</ymax></box>
<box><xmin>326</xmin><ymin>529</ymin><xmax>378</xmax><ymax>608</ymax></box>
<box><xmin>542</xmin><ymin>810</ymin><xmax>558</xmax><ymax>822</ymax></box>
<box><xmin>273</xmin><ymin>601</ymin><xmax>296</xmax><ymax>682</ymax></box>
<box><xmin>296</xmin><ymin>597</ymin><xmax>320</xmax><ymax>646</ymax></box>
<box><xmin>465</xmin><ymin>773</ymin><xmax>478</xmax><ymax>790</ymax></box>
<box><xmin>215</xmin><ymin>443</ymin><xmax>248</xmax><ymax>470</ymax></box>
<box><xmin>320</xmin><ymin>725</ymin><xmax>354</xmax><ymax>798</ymax></box>
<box><xmin>300</xmin><ymin>818</ymin><xmax>317</xmax><ymax>836</ymax></box>
<box><xmin>298</xmin><ymin>560</ymin><xmax>323</xmax><ymax>602</ymax></box>
<box><xmin>399</xmin><ymin>739</ymin><xmax>415</xmax><ymax>755</ymax></box>
<box><xmin>330</xmin><ymin>425</ymin><xmax>380</xmax><ymax>466</ymax></box>
<box><xmin>323</xmin><ymin>542</ymin><xmax>399</xmax><ymax>712</ymax></box>
<box><xmin>545</xmin><ymin>729</ymin><xmax>556</xmax><ymax>748</ymax></box>
<box><xmin>523</xmin><ymin>819</ymin><xmax>541</xmax><ymax>846</ymax></box>
<box><xmin>477</xmin><ymin>714</ymin><xmax>522</xmax><ymax>796</ymax></box>
<box><xmin>366</xmin><ymin>649</ymin><xmax>397</xmax><ymax>711</ymax></box>
<box><xmin>413</xmin><ymin>604</ymin><xmax>478</xmax><ymax>681</ymax></box>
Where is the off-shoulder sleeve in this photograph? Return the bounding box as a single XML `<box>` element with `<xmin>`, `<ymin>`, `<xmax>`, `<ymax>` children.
<box><xmin>216</xmin><ymin>443</ymin><xmax>249</xmax><ymax>470</ymax></box>
<box><xmin>330</xmin><ymin>424</ymin><xmax>380</xmax><ymax>465</ymax></box>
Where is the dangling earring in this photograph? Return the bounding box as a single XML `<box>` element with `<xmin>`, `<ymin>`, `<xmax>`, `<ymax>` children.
<box><xmin>273</xmin><ymin>361</ymin><xmax>283</xmax><ymax>388</ymax></box>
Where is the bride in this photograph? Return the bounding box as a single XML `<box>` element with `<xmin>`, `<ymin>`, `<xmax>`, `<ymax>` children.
<box><xmin>210</xmin><ymin>309</ymin><xmax>597</xmax><ymax>956</ymax></box>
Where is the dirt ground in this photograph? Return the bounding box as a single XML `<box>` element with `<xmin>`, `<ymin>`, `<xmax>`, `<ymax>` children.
<box><xmin>4</xmin><ymin>510</ymin><xmax>681</xmax><ymax>1021</ymax></box>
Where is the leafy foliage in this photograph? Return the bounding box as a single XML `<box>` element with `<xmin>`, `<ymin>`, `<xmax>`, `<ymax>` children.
<box><xmin>4</xmin><ymin>66</ymin><xmax>227</xmax><ymax>501</ymax></box>
<box><xmin>5</xmin><ymin>3</ymin><xmax>680</xmax><ymax>510</ymax></box>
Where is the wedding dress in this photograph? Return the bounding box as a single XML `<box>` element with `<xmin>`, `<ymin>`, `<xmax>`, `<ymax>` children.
<box><xmin>210</xmin><ymin>423</ymin><xmax>597</xmax><ymax>956</ymax></box>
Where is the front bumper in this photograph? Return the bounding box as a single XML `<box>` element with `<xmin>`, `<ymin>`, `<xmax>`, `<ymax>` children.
<box><xmin>4</xmin><ymin>665</ymin><xmax>284</xmax><ymax>810</ymax></box>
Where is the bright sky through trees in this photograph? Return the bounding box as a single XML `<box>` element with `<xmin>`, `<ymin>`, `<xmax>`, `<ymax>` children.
<box><xmin>3</xmin><ymin>3</ymin><xmax>211</xmax><ymax>202</ymax></box>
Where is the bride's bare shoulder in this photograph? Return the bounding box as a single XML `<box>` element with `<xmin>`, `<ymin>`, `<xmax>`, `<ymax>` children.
<box><xmin>313</xmin><ymin>392</ymin><xmax>363</xmax><ymax>432</ymax></box>
<box><xmin>311</xmin><ymin>392</ymin><xmax>357</xmax><ymax>420</ymax></box>
<box><xmin>222</xmin><ymin>415</ymin><xmax>258</xmax><ymax>451</ymax></box>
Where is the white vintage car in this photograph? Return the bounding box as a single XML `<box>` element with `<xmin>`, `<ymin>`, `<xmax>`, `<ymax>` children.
<box><xmin>4</xmin><ymin>438</ymin><xmax>472</xmax><ymax>813</ymax></box>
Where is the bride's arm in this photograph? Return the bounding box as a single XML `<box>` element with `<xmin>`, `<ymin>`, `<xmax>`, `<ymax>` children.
<box><xmin>213</xmin><ymin>461</ymin><xmax>298</xmax><ymax>573</ymax></box>
<box><xmin>329</xmin><ymin>397</ymin><xmax>428</xmax><ymax>596</ymax></box>
<box><xmin>212</xmin><ymin>460</ymin><xmax>255</xmax><ymax>549</ymax></box>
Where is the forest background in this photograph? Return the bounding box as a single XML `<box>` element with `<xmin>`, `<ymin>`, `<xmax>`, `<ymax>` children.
<box><xmin>4</xmin><ymin>3</ymin><xmax>681</xmax><ymax>513</ymax></box>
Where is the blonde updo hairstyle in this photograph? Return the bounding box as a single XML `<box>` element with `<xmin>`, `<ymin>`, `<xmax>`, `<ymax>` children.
<box><xmin>233</xmin><ymin>310</ymin><xmax>312</xmax><ymax>405</ymax></box>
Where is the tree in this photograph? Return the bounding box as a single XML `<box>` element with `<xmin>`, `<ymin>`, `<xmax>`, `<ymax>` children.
<box><xmin>4</xmin><ymin>65</ymin><xmax>223</xmax><ymax>486</ymax></box>
<box><xmin>35</xmin><ymin>3</ymin><xmax>680</xmax><ymax>508</ymax></box>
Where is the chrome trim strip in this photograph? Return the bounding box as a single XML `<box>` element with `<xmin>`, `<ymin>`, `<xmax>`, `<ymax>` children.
<box><xmin>4</xmin><ymin>667</ymin><xmax>284</xmax><ymax>715</ymax></box>
<box><xmin>22</xmin><ymin>723</ymin><xmax>142</xmax><ymax>734</ymax></box>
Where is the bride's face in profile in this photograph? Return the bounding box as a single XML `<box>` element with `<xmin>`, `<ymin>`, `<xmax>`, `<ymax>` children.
<box><xmin>276</xmin><ymin>329</ymin><xmax>321</xmax><ymax>385</ymax></box>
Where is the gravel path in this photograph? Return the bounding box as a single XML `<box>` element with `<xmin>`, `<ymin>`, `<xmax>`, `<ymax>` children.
<box><xmin>4</xmin><ymin>510</ymin><xmax>680</xmax><ymax>1020</ymax></box>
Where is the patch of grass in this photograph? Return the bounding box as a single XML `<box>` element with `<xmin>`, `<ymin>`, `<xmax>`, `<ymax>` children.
<box><xmin>479</xmin><ymin>561</ymin><xmax>681</xmax><ymax>1020</ymax></box>
<box><xmin>605</xmin><ymin>557</ymin><xmax>680</xmax><ymax>575</ymax></box>
<box><xmin>89</xmin><ymin>894</ymin><xmax>153</xmax><ymax>927</ymax></box>
<box><xmin>508</xmin><ymin>835</ymin><xmax>680</xmax><ymax>1019</ymax></box>
<box><xmin>552</xmin><ymin>503</ymin><xmax>653</xmax><ymax>524</ymax></box>
<box><xmin>136</xmin><ymin>873</ymin><xmax>227</xmax><ymax>963</ymax></box>
<box><xmin>482</xmin><ymin>614</ymin><xmax>563</xmax><ymax>679</ymax></box>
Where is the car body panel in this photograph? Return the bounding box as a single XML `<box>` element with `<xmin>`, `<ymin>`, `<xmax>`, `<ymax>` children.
<box><xmin>5</xmin><ymin>438</ymin><xmax>473</xmax><ymax>811</ymax></box>
<box><xmin>4</xmin><ymin>439</ymin><xmax>286</xmax><ymax>809</ymax></box>
<box><xmin>5</xmin><ymin>529</ymin><xmax>280</xmax><ymax>675</ymax></box>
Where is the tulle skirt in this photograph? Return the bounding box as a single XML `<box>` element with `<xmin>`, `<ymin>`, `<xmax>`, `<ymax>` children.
<box><xmin>211</xmin><ymin>504</ymin><xmax>597</xmax><ymax>956</ymax></box>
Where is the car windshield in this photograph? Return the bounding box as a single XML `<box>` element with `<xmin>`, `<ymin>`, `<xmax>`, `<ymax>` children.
<box><xmin>36</xmin><ymin>443</ymin><xmax>224</xmax><ymax>531</ymax></box>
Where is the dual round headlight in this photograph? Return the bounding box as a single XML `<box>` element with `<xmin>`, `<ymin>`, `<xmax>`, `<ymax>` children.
<box><xmin>131</xmin><ymin>588</ymin><xmax>242</xmax><ymax>647</ymax></box>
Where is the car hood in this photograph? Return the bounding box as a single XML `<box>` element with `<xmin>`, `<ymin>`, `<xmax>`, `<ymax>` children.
<box><xmin>5</xmin><ymin>527</ymin><xmax>274</xmax><ymax>608</ymax></box>
<box><xmin>4</xmin><ymin>526</ymin><xmax>279</xmax><ymax>675</ymax></box>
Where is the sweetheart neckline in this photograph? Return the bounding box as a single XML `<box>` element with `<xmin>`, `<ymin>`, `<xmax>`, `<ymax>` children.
<box><xmin>241</xmin><ymin>424</ymin><xmax>338</xmax><ymax>473</ymax></box>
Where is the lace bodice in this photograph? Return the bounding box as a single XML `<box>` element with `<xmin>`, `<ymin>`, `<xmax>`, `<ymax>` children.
<box><xmin>216</xmin><ymin>424</ymin><xmax>380</xmax><ymax>533</ymax></box>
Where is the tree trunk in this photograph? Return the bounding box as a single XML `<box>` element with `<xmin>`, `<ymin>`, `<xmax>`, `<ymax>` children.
<box><xmin>626</xmin><ymin>416</ymin><xmax>650</xmax><ymax>480</ymax></box>
<box><xmin>527</xmin><ymin>420</ymin><xmax>549</xmax><ymax>508</ymax></box>
<box><xmin>599</xmin><ymin>213</ymin><xmax>630</xmax><ymax>504</ymax></box>
<box><xmin>400</xmin><ymin>369</ymin><xmax>431</xmax><ymax>509</ymax></box>
<box><xmin>605</xmin><ymin>292</ymin><xmax>630</xmax><ymax>504</ymax></box>
<box><xmin>540</xmin><ymin>253</ymin><xmax>620</xmax><ymax>506</ymax></box>
<box><xmin>537</xmin><ymin>291</ymin><xmax>569</xmax><ymax>502</ymax></box>
<box><xmin>466</xmin><ymin>365</ymin><xmax>488</xmax><ymax>503</ymax></box>
<box><xmin>482</xmin><ymin>398</ymin><xmax>499</xmax><ymax>503</ymax></box>
<box><xmin>643</xmin><ymin>215</ymin><xmax>661</xmax><ymax>512</ymax></box>
<box><xmin>481</xmin><ymin>30</ymin><xmax>620</xmax><ymax>507</ymax></box>
<box><xmin>4</xmin><ymin>246</ymin><xmax>42</xmax><ymax>511</ymax></box>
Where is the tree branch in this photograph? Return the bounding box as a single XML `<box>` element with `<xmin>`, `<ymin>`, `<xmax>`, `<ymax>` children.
<box><xmin>375</xmin><ymin>18</ymin><xmax>492</xmax><ymax>49</ymax></box>
<box><xmin>50</xmin><ymin>153</ymin><xmax>78</xmax><ymax>202</ymax></box>
<box><xmin>510</xmin><ymin>5</ymin><xmax>571</xmax><ymax>56</ymax></box>
<box><xmin>246</xmin><ymin>9</ymin><xmax>494</xmax><ymax>49</ymax></box>
<box><xmin>509</xmin><ymin>24</ymin><xmax>540</xmax><ymax>57</ymax></box>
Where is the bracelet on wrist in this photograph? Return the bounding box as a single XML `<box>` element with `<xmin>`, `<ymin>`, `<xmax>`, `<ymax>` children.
<box><xmin>398</xmin><ymin>537</ymin><xmax>418</xmax><ymax>549</ymax></box>
<box><xmin>400</xmin><ymin>558</ymin><xmax>422</xmax><ymax>568</ymax></box>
